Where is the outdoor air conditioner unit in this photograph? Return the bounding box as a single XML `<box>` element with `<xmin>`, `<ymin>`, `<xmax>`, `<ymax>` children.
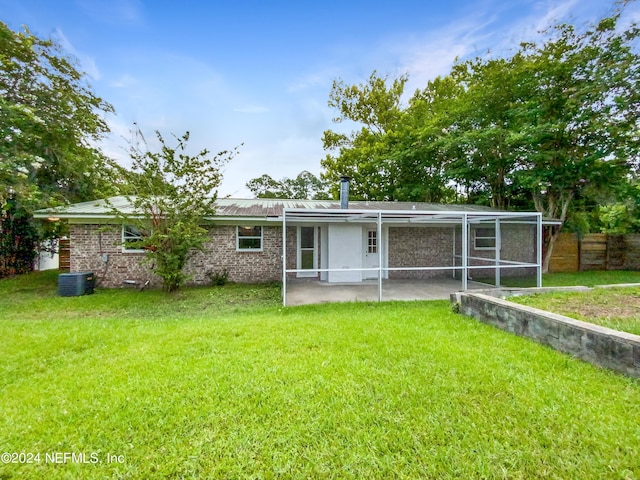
<box><xmin>58</xmin><ymin>272</ymin><xmax>95</xmax><ymax>297</ymax></box>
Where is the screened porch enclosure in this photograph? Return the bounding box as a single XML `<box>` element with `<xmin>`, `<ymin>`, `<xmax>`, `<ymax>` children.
<box><xmin>282</xmin><ymin>208</ymin><xmax>542</xmax><ymax>306</ymax></box>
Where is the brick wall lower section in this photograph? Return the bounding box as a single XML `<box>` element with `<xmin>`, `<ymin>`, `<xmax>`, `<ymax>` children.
<box><xmin>388</xmin><ymin>227</ymin><xmax>455</xmax><ymax>279</ymax></box>
<box><xmin>388</xmin><ymin>224</ymin><xmax>537</xmax><ymax>281</ymax></box>
<box><xmin>185</xmin><ymin>225</ymin><xmax>284</xmax><ymax>283</ymax></box>
<box><xmin>70</xmin><ymin>224</ymin><xmax>155</xmax><ymax>288</ymax></box>
<box><xmin>70</xmin><ymin>224</ymin><xmax>287</xmax><ymax>288</ymax></box>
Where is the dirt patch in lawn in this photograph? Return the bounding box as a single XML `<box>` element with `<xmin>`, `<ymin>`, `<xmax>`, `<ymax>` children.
<box><xmin>513</xmin><ymin>287</ymin><xmax>640</xmax><ymax>336</ymax></box>
<box><xmin>561</xmin><ymin>292</ymin><xmax>640</xmax><ymax>318</ymax></box>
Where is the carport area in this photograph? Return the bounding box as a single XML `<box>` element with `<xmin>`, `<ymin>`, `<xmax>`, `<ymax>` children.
<box><xmin>285</xmin><ymin>278</ymin><xmax>489</xmax><ymax>306</ymax></box>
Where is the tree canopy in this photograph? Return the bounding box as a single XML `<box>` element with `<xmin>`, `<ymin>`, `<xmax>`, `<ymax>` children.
<box><xmin>246</xmin><ymin>171</ymin><xmax>329</xmax><ymax>200</ymax></box>
<box><xmin>0</xmin><ymin>22</ymin><xmax>117</xmax><ymax>211</ymax></box>
<box><xmin>320</xmin><ymin>4</ymin><xmax>640</xmax><ymax>270</ymax></box>
<box><xmin>0</xmin><ymin>22</ymin><xmax>120</xmax><ymax>276</ymax></box>
<box><xmin>321</xmin><ymin>72</ymin><xmax>411</xmax><ymax>201</ymax></box>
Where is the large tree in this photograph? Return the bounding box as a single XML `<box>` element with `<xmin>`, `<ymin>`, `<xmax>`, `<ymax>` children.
<box><xmin>0</xmin><ymin>22</ymin><xmax>118</xmax><ymax>275</ymax></box>
<box><xmin>246</xmin><ymin>170</ymin><xmax>330</xmax><ymax>199</ymax></box>
<box><xmin>321</xmin><ymin>4</ymin><xmax>639</xmax><ymax>271</ymax></box>
<box><xmin>0</xmin><ymin>192</ymin><xmax>38</xmax><ymax>277</ymax></box>
<box><xmin>321</xmin><ymin>71</ymin><xmax>412</xmax><ymax>200</ymax></box>
<box><xmin>0</xmin><ymin>22</ymin><xmax>116</xmax><ymax>209</ymax></box>
<box><xmin>461</xmin><ymin>9</ymin><xmax>639</xmax><ymax>269</ymax></box>
<box><xmin>115</xmin><ymin>130</ymin><xmax>239</xmax><ymax>292</ymax></box>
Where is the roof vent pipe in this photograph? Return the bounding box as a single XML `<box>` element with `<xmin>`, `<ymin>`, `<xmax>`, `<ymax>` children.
<box><xmin>339</xmin><ymin>175</ymin><xmax>351</xmax><ymax>209</ymax></box>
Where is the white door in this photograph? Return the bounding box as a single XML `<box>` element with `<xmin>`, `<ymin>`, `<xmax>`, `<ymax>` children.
<box><xmin>363</xmin><ymin>228</ymin><xmax>379</xmax><ymax>279</ymax></box>
<box><xmin>327</xmin><ymin>224</ymin><xmax>362</xmax><ymax>283</ymax></box>
<box><xmin>297</xmin><ymin>226</ymin><xmax>317</xmax><ymax>277</ymax></box>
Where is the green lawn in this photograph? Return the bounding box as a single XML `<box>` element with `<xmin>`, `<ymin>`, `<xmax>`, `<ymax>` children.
<box><xmin>478</xmin><ymin>269</ymin><xmax>640</xmax><ymax>288</ymax></box>
<box><xmin>1</xmin><ymin>271</ymin><xmax>639</xmax><ymax>479</ymax></box>
<box><xmin>540</xmin><ymin>270</ymin><xmax>640</xmax><ymax>287</ymax></box>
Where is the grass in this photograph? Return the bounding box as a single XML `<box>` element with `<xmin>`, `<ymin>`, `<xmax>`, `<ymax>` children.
<box><xmin>540</xmin><ymin>270</ymin><xmax>640</xmax><ymax>287</ymax></box>
<box><xmin>511</xmin><ymin>286</ymin><xmax>640</xmax><ymax>336</ymax></box>
<box><xmin>479</xmin><ymin>269</ymin><xmax>640</xmax><ymax>288</ymax></box>
<box><xmin>1</xmin><ymin>271</ymin><xmax>639</xmax><ymax>479</ymax></box>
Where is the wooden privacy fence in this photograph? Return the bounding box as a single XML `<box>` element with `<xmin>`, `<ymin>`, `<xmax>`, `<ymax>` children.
<box><xmin>59</xmin><ymin>238</ymin><xmax>70</xmax><ymax>271</ymax></box>
<box><xmin>550</xmin><ymin>233</ymin><xmax>640</xmax><ymax>272</ymax></box>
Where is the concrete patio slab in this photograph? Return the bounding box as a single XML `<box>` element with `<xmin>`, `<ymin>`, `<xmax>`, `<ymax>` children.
<box><xmin>284</xmin><ymin>278</ymin><xmax>488</xmax><ymax>306</ymax></box>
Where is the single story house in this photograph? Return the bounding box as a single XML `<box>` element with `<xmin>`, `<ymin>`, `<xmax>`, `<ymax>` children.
<box><xmin>35</xmin><ymin>188</ymin><xmax>544</xmax><ymax>304</ymax></box>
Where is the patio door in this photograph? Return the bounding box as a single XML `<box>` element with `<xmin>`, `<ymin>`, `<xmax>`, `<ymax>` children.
<box><xmin>363</xmin><ymin>228</ymin><xmax>379</xmax><ymax>279</ymax></box>
<box><xmin>297</xmin><ymin>226</ymin><xmax>317</xmax><ymax>278</ymax></box>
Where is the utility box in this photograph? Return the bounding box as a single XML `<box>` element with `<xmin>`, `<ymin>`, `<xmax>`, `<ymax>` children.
<box><xmin>58</xmin><ymin>272</ymin><xmax>95</xmax><ymax>297</ymax></box>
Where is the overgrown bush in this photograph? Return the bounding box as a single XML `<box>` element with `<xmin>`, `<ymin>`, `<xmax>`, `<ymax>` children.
<box><xmin>0</xmin><ymin>195</ymin><xmax>38</xmax><ymax>278</ymax></box>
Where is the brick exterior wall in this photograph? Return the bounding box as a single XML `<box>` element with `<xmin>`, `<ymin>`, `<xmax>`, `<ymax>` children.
<box><xmin>70</xmin><ymin>224</ymin><xmax>154</xmax><ymax>288</ymax></box>
<box><xmin>70</xmin><ymin>223</ymin><xmax>290</xmax><ymax>288</ymax></box>
<box><xmin>185</xmin><ymin>225</ymin><xmax>285</xmax><ymax>284</ymax></box>
<box><xmin>388</xmin><ymin>226</ymin><xmax>455</xmax><ymax>279</ymax></box>
<box><xmin>468</xmin><ymin>224</ymin><xmax>537</xmax><ymax>279</ymax></box>
<box><xmin>387</xmin><ymin>224</ymin><xmax>536</xmax><ymax>280</ymax></box>
<box><xmin>70</xmin><ymin>221</ymin><xmax>537</xmax><ymax>288</ymax></box>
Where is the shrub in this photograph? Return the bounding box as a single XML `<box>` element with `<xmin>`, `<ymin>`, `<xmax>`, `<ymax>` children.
<box><xmin>207</xmin><ymin>269</ymin><xmax>229</xmax><ymax>286</ymax></box>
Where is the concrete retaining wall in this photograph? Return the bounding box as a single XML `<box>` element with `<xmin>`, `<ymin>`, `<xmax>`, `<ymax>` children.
<box><xmin>455</xmin><ymin>291</ymin><xmax>640</xmax><ymax>378</ymax></box>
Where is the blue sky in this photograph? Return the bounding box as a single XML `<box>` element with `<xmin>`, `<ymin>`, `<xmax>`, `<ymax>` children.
<box><xmin>0</xmin><ymin>0</ymin><xmax>623</xmax><ymax>197</ymax></box>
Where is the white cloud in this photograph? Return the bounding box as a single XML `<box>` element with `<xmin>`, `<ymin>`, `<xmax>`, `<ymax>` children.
<box><xmin>76</xmin><ymin>0</ymin><xmax>143</xmax><ymax>24</ymax></box>
<box><xmin>221</xmin><ymin>135</ymin><xmax>326</xmax><ymax>197</ymax></box>
<box><xmin>533</xmin><ymin>0</ymin><xmax>580</xmax><ymax>32</ymax></box>
<box><xmin>53</xmin><ymin>28</ymin><xmax>101</xmax><ymax>80</ymax></box>
<box><xmin>288</xmin><ymin>66</ymin><xmax>343</xmax><ymax>93</ymax></box>
<box><xmin>383</xmin><ymin>0</ymin><xmax>615</xmax><ymax>96</ymax></box>
<box><xmin>233</xmin><ymin>106</ymin><xmax>269</xmax><ymax>114</ymax></box>
<box><xmin>110</xmin><ymin>74</ymin><xmax>138</xmax><ymax>88</ymax></box>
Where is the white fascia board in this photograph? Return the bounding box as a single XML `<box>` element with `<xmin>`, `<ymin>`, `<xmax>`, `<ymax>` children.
<box><xmin>283</xmin><ymin>207</ymin><xmax>537</xmax><ymax>217</ymax></box>
<box><xmin>282</xmin><ymin>208</ymin><xmax>540</xmax><ymax>224</ymax></box>
<box><xmin>34</xmin><ymin>213</ymin><xmax>283</xmax><ymax>225</ymax></box>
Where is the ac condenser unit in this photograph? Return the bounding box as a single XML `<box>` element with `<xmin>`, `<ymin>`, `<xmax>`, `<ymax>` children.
<box><xmin>58</xmin><ymin>272</ymin><xmax>95</xmax><ymax>297</ymax></box>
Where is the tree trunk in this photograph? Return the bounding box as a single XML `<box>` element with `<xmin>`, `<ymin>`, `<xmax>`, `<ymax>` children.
<box><xmin>540</xmin><ymin>191</ymin><xmax>573</xmax><ymax>274</ymax></box>
<box><xmin>542</xmin><ymin>226</ymin><xmax>561</xmax><ymax>273</ymax></box>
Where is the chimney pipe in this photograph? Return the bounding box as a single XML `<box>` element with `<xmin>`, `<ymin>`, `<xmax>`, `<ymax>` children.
<box><xmin>339</xmin><ymin>175</ymin><xmax>351</xmax><ymax>209</ymax></box>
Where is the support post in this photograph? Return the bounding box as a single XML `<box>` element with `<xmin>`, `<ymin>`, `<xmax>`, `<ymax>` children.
<box><xmin>282</xmin><ymin>210</ymin><xmax>287</xmax><ymax>306</ymax></box>
<box><xmin>377</xmin><ymin>211</ymin><xmax>382</xmax><ymax>302</ymax></box>
<box><xmin>495</xmin><ymin>218</ymin><xmax>501</xmax><ymax>287</ymax></box>
<box><xmin>537</xmin><ymin>213</ymin><xmax>543</xmax><ymax>288</ymax></box>
<box><xmin>462</xmin><ymin>214</ymin><xmax>468</xmax><ymax>290</ymax></box>
<box><xmin>452</xmin><ymin>226</ymin><xmax>456</xmax><ymax>279</ymax></box>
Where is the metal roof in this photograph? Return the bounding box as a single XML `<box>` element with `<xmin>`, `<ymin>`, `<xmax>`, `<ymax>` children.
<box><xmin>34</xmin><ymin>196</ymin><xmax>508</xmax><ymax>220</ymax></box>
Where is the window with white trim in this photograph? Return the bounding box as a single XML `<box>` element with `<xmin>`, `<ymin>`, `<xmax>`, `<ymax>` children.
<box><xmin>122</xmin><ymin>224</ymin><xmax>148</xmax><ymax>252</ymax></box>
<box><xmin>474</xmin><ymin>227</ymin><xmax>496</xmax><ymax>250</ymax></box>
<box><xmin>367</xmin><ymin>230</ymin><xmax>377</xmax><ymax>254</ymax></box>
<box><xmin>237</xmin><ymin>226</ymin><xmax>263</xmax><ymax>251</ymax></box>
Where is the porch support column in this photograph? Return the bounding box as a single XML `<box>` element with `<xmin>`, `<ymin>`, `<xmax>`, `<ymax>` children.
<box><xmin>452</xmin><ymin>227</ymin><xmax>456</xmax><ymax>279</ymax></box>
<box><xmin>462</xmin><ymin>214</ymin><xmax>468</xmax><ymax>290</ymax></box>
<box><xmin>536</xmin><ymin>213</ymin><xmax>543</xmax><ymax>288</ymax></box>
<box><xmin>282</xmin><ymin>209</ymin><xmax>287</xmax><ymax>306</ymax></box>
<box><xmin>377</xmin><ymin>211</ymin><xmax>382</xmax><ymax>302</ymax></box>
<box><xmin>495</xmin><ymin>218</ymin><xmax>501</xmax><ymax>287</ymax></box>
